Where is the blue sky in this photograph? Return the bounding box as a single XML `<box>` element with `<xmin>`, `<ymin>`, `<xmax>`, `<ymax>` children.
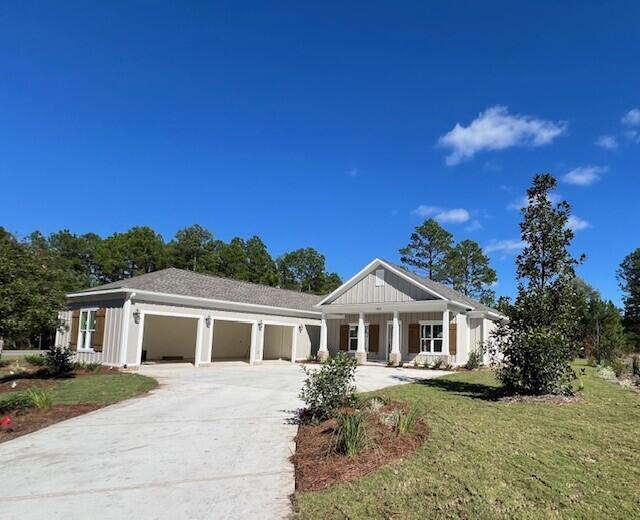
<box><xmin>1</xmin><ymin>1</ymin><xmax>639</xmax><ymax>303</ymax></box>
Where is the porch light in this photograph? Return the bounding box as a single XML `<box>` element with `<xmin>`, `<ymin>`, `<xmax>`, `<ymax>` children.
<box><xmin>298</xmin><ymin>324</ymin><xmax>304</xmax><ymax>333</ymax></box>
<box><xmin>258</xmin><ymin>320</ymin><xmax>263</xmax><ymax>331</ymax></box>
<box><xmin>205</xmin><ymin>315</ymin><xmax>212</xmax><ymax>328</ymax></box>
<box><xmin>133</xmin><ymin>309</ymin><xmax>141</xmax><ymax>325</ymax></box>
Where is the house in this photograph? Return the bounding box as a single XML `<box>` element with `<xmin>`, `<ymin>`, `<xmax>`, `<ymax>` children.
<box><xmin>55</xmin><ymin>258</ymin><xmax>505</xmax><ymax>368</ymax></box>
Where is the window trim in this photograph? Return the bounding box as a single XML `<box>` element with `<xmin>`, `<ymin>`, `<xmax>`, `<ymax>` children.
<box><xmin>77</xmin><ymin>307</ymin><xmax>99</xmax><ymax>352</ymax></box>
<box><xmin>375</xmin><ymin>269</ymin><xmax>385</xmax><ymax>287</ymax></box>
<box><xmin>418</xmin><ymin>320</ymin><xmax>444</xmax><ymax>354</ymax></box>
<box><xmin>348</xmin><ymin>322</ymin><xmax>370</xmax><ymax>352</ymax></box>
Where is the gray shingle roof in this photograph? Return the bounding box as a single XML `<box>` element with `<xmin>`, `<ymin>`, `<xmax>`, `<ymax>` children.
<box><xmin>384</xmin><ymin>260</ymin><xmax>502</xmax><ymax>315</ymax></box>
<box><xmin>73</xmin><ymin>268</ymin><xmax>324</xmax><ymax>312</ymax></box>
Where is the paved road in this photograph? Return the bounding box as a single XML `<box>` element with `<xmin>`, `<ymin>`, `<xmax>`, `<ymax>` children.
<box><xmin>0</xmin><ymin>361</ymin><xmax>449</xmax><ymax>520</ymax></box>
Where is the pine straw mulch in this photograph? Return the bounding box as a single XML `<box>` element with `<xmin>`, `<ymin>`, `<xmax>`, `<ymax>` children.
<box><xmin>292</xmin><ymin>401</ymin><xmax>429</xmax><ymax>492</ymax></box>
<box><xmin>0</xmin><ymin>404</ymin><xmax>101</xmax><ymax>443</ymax></box>
<box><xmin>499</xmin><ymin>393</ymin><xmax>583</xmax><ymax>405</ymax></box>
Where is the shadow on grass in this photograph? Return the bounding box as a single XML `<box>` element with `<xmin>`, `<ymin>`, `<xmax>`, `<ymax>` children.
<box><xmin>414</xmin><ymin>377</ymin><xmax>504</xmax><ymax>401</ymax></box>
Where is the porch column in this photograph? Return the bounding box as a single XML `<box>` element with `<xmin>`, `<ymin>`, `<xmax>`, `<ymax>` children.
<box><xmin>249</xmin><ymin>321</ymin><xmax>258</xmax><ymax>365</ymax></box>
<box><xmin>442</xmin><ymin>309</ymin><xmax>450</xmax><ymax>357</ymax></box>
<box><xmin>356</xmin><ymin>312</ymin><xmax>366</xmax><ymax>365</ymax></box>
<box><xmin>318</xmin><ymin>314</ymin><xmax>329</xmax><ymax>362</ymax></box>
<box><xmin>201</xmin><ymin>316</ymin><xmax>214</xmax><ymax>366</ymax></box>
<box><xmin>389</xmin><ymin>310</ymin><xmax>401</xmax><ymax>366</ymax></box>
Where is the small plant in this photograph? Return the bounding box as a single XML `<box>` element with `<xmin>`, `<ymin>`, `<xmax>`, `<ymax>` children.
<box><xmin>73</xmin><ymin>361</ymin><xmax>101</xmax><ymax>372</ymax></box>
<box><xmin>432</xmin><ymin>358</ymin><xmax>443</xmax><ymax>369</ymax></box>
<box><xmin>632</xmin><ymin>354</ymin><xmax>640</xmax><ymax>378</ymax></box>
<box><xmin>610</xmin><ymin>358</ymin><xmax>628</xmax><ymax>379</ymax></box>
<box><xmin>24</xmin><ymin>354</ymin><xmax>47</xmax><ymax>366</ymax></box>
<box><xmin>0</xmin><ymin>359</ymin><xmax>10</xmax><ymax>368</ymax></box>
<box><xmin>299</xmin><ymin>352</ymin><xmax>357</xmax><ymax>422</ymax></box>
<box><xmin>395</xmin><ymin>406</ymin><xmax>419</xmax><ymax>434</ymax></box>
<box><xmin>466</xmin><ymin>350</ymin><xmax>481</xmax><ymax>370</ymax></box>
<box><xmin>45</xmin><ymin>345</ymin><xmax>74</xmax><ymax>377</ymax></box>
<box><xmin>0</xmin><ymin>393</ymin><xmax>35</xmax><ymax>414</ymax></box>
<box><xmin>444</xmin><ymin>363</ymin><xmax>453</xmax><ymax>370</ymax></box>
<box><xmin>26</xmin><ymin>388</ymin><xmax>52</xmax><ymax>409</ymax></box>
<box><xmin>365</xmin><ymin>397</ymin><xmax>385</xmax><ymax>414</ymax></box>
<box><xmin>334</xmin><ymin>412</ymin><xmax>366</xmax><ymax>456</ymax></box>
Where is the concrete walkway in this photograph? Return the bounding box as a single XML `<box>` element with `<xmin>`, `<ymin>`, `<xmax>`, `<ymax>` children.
<box><xmin>0</xmin><ymin>362</ymin><xmax>449</xmax><ymax>520</ymax></box>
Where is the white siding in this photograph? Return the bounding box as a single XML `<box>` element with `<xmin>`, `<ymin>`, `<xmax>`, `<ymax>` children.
<box><xmin>330</xmin><ymin>268</ymin><xmax>436</xmax><ymax>305</ymax></box>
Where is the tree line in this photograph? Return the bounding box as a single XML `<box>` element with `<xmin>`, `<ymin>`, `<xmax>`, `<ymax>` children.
<box><xmin>0</xmin><ymin>225</ymin><xmax>341</xmax><ymax>348</ymax></box>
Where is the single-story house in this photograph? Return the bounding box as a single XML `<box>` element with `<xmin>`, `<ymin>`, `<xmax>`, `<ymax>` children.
<box><xmin>56</xmin><ymin>258</ymin><xmax>505</xmax><ymax>368</ymax></box>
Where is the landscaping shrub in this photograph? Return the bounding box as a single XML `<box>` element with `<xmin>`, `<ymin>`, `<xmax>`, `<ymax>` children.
<box><xmin>26</xmin><ymin>388</ymin><xmax>52</xmax><ymax>409</ymax></box>
<box><xmin>632</xmin><ymin>354</ymin><xmax>640</xmax><ymax>377</ymax></box>
<box><xmin>611</xmin><ymin>358</ymin><xmax>628</xmax><ymax>378</ymax></box>
<box><xmin>24</xmin><ymin>354</ymin><xmax>47</xmax><ymax>366</ymax></box>
<box><xmin>73</xmin><ymin>361</ymin><xmax>101</xmax><ymax>372</ymax></box>
<box><xmin>466</xmin><ymin>350</ymin><xmax>481</xmax><ymax>370</ymax></box>
<box><xmin>334</xmin><ymin>412</ymin><xmax>366</xmax><ymax>456</ymax></box>
<box><xmin>0</xmin><ymin>393</ymin><xmax>35</xmax><ymax>414</ymax></box>
<box><xmin>395</xmin><ymin>406</ymin><xmax>419</xmax><ymax>434</ymax></box>
<box><xmin>299</xmin><ymin>352</ymin><xmax>357</xmax><ymax>422</ymax></box>
<box><xmin>0</xmin><ymin>359</ymin><xmax>10</xmax><ymax>368</ymax></box>
<box><xmin>432</xmin><ymin>358</ymin><xmax>443</xmax><ymax>369</ymax></box>
<box><xmin>45</xmin><ymin>345</ymin><xmax>74</xmax><ymax>376</ymax></box>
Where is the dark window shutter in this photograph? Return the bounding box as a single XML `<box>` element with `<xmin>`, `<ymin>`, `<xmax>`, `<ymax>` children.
<box><xmin>449</xmin><ymin>324</ymin><xmax>457</xmax><ymax>355</ymax></box>
<box><xmin>339</xmin><ymin>324</ymin><xmax>349</xmax><ymax>351</ymax></box>
<box><xmin>93</xmin><ymin>308</ymin><xmax>107</xmax><ymax>352</ymax></box>
<box><xmin>368</xmin><ymin>324</ymin><xmax>379</xmax><ymax>353</ymax></box>
<box><xmin>69</xmin><ymin>310</ymin><xmax>80</xmax><ymax>351</ymax></box>
<box><xmin>408</xmin><ymin>324</ymin><xmax>420</xmax><ymax>353</ymax></box>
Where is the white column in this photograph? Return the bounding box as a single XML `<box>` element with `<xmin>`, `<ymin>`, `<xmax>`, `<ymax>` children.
<box><xmin>194</xmin><ymin>317</ymin><xmax>204</xmax><ymax>367</ymax></box>
<box><xmin>391</xmin><ymin>311</ymin><xmax>400</xmax><ymax>354</ymax></box>
<box><xmin>442</xmin><ymin>309</ymin><xmax>450</xmax><ymax>356</ymax></box>
<box><xmin>202</xmin><ymin>317</ymin><xmax>214</xmax><ymax>365</ymax></box>
<box><xmin>249</xmin><ymin>322</ymin><xmax>258</xmax><ymax>365</ymax></box>
<box><xmin>318</xmin><ymin>315</ymin><xmax>329</xmax><ymax>361</ymax></box>
<box><xmin>290</xmin><ymin>326</ymin><xmax>298</xmax><ymax>364</ymax></box>
<box><xmin>357</xmin><ymin>313</ymin><xmax>366</xmax><ymax>352</ymax></box>
<box><xmin>120</xmin><ymin>296</ymin><xmax>132</xmax><ymax>367</ymax></box>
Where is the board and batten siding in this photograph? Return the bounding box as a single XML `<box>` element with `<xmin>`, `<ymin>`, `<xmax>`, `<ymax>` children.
<box><xmin>56</xmin><ymin>306</ymin><xmax>124</xmax><ymax>366</ymax></box>
<box><xmin>330</xmin><ymin>268</ymin><xmax>436</xmax><ymax>305</ymax></box>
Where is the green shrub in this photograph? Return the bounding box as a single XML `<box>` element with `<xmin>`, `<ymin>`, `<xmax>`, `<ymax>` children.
<box><xmin>432</xmin><ymin>358</ymin><xmax>443</xmax><ymax>369</ymax></box>
<box><xmin>334</xmin><ymin>412</ymin><xmax>366</xmax><ymax>456</ymax></box>
<box><xmin>24</xmin><ymin>354</ymin><xmax>47</xmax><ymax>366</ymax></box>
<box><xmin>299</xmin><ymin>352</ymin><xmax>357</xmax><ymax>422</ymax></box>
<box><xmin>466</xmin><ymin>350</ymin><xmax>481</xmax><ymax>370</ymax></box>
<box><xmin>632</xmin><ymin>355</ymin><xmax>640</xmax><ymax>377</ymax></box>
<box><xmin>73</xmin><ymin>361</ymin><xmax>101</xmax><ymax>372</ymax></box>
<box><xmin>0</xmin><ymin>359</ymin><xmax>10</xmax><ymax>368</ymax></box>
<box><xmin>610</xmin><ymin>358</ymin><xmax>628</xmax><ymax>378</ymax></box>
<box><xmin>395</xmin><ymin>406</ymin><xmax>419</xmax><ymax>434</ymax></box>
<box><xmin>45</xmin><ymin>345</ymin><xmax>74</xmax><ymax>377</ymax></box>
<box><xmin>0</xmin><ymin>393</ymin><xmax>35</xmax><ymax>414</ymax></box>
<box><xmin>26</xmin><ymin>388</ymin><xmax>52</xmax><ymax>409</ymax></box>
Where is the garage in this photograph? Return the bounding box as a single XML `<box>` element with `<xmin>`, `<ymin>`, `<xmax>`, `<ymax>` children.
<box><xmin>211</xmin><ymin>320</ymin><xmax>253</xmax><ymax>362</ymax></box>
<box><xmin>262</xmin><ymin>324</ymin><xmax>294</xmax><ymax>361</ymax></box>
<box><xmin>141</xmin><ymin>314</ymin><xmax>199</xmax><ymax>364</ymax></box>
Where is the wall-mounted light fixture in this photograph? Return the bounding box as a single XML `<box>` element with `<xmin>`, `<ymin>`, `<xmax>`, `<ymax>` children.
<box><xmin>133</xmin><ymin>309</ymin><xmax>141</xmax><ymax>325</ymax></box>
<box><xmin>205</xmin><ymin>315</ymin><xmax>212</xmax><ymax>328</ymax></box>
<box><xmin>258</xmin><ymin>320</ymin><xmax>263</xmax><ymax>331</ymax></box>
<box><xmin>298</xmin><ymin>324</ymin><xmax>304</xmax><ymax>333</ymax></box>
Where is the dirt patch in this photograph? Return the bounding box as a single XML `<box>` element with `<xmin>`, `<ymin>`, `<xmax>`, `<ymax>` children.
<box><xmin>0</xmin><ymin>404</ymin><xmax>101</xmax><ymax>443</ymax></box>
<box><xmin>292</xmin><ymin>402</ymin><xmax>429</xmax><ymax>492</ymax></box>
<box><xmin>500</xmin><ymin>394</ymin><xmax>583</xmax><ymax>405</ymax></box>
<box><xmin>0</xmin><ymin>377</ymin><xmax>56</xmax><ymax>393</ymax></box>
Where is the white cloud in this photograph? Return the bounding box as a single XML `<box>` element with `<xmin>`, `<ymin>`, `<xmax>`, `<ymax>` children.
<box><xmin>567</xmin><ymin>215</ymin><xmax>590</xmax><ymax>231</ymax></box>
<box><xmin>595</xmin><ymin>135</ymin><xmax>618</xmax><ymax>150</ymax></box>
<box><xmin>621</xmin><ymin>108</ymin><xmax>640</xmax><ymax>126</ymax></box>
<box><xmin>412</xmin><ymin>205</ymin><xmax>470</xmax><ymax>223</ymax></box>
<box><xmin>465</xmin><ymin>219</ymin><xmax>483</xmax><ymax>232</ymax></box>
<box><xmin>562</xmin><ymin>165</ymin><xmax>607</xmax><ymax>186</ymax></box>
<box><xmin>346</xmin><ymin>168</ymin><xmax>359</xmax><ymax>177</ymax></box>
<box><xmin>484</xmin><ymin>239</ymin><xmax>526</xmax><ymax>254</ymax></box>
<box><xmin>625</xmin><ymin>129</ymin><xmax>640</xmax><ymax>143</ymax></box>
<box><xmin>507</xmin><ymin>192</ymin><xmax>561</xmax><ymax>210</ymax></box>
<box><xmin>437</xmin><ymin>106</ymin><xmax>567</xmax><ymax>165</ymax></box>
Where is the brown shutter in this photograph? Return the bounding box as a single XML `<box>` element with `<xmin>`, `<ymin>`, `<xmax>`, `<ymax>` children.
<box><xmin>339</xmin><ymin>324</ymin><xmax>349</xmax><ymax>351</ymax></box>
<box><xmin>368</xmin><ymin>324</ymin><xmax>379</xmax><ymax>353</ymax></box>
<box><xmin>69</xmin><ymin>310</ymin><xmax>80</xmax><ymax>351</ymax></box>
<box><xmin>408</xmin><ymin>324</ymin><xmax>420</xmax><ymax>353</ymax></box>
<box><xmin>449</xmin><ymin>324</ymin><xmax>457</xmax><ymax>355</ymax></box>
<box><xmin>93</xmin><ymin>308</ymin><xmax>106</xmax><ymax>352</ymax></box>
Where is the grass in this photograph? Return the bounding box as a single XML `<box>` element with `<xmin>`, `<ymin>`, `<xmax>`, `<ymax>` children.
<box><xmin>0</xmin><ymin>373</ymin><xmax>157</xmax><ymax>408</ymax></box>
<box><xmin>295</xmin><ymin>361</ymin><xmax>640</xmax><ymax>519</ymax></box>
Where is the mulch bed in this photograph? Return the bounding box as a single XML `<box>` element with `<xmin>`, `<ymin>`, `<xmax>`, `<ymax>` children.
<box><xmin>292</xmin><ymin>401</ymin><xmax>429</xmax><ymax>492</ymax></box>
<box><xmin>0</xmin><ymin>404</ymin><xmax>101</xmax><ymax>443</ymax></box>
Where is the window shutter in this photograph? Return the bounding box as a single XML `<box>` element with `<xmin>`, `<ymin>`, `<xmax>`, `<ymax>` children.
<box><xmin>69</xmin><ymin>310</ymin><xmax>80</xmax><ymax>351</ymax></box>
<box><xmin>93</xmin><ymin>308</ymin><xmax>107</xmax><ymax>352</ymax></box>
<box><xmin>339</xmin><ymin>325</ymin><xmax>349</xmax><ymax>351</ymax></box>
<box><xmin>449</xmin><ymin>324</ymin><xmax>457</xmax><ymax>355</ymax></box>
<box><xmin>408</xmin><ymin>324</ymin><xmax>420</xmax><ymax>353</ymax></box>
<box><xmin>368</xmin><ymin>324</ymin><xmax>379</xmax><ymax>353</ymax></box>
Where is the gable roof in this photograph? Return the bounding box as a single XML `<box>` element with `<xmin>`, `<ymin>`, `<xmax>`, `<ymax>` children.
<box><xmin>317</xmin><ymin>258</ymin><xmax>503</xmax><ymax>317</ymax></box>
<box><xmin>69</xmin><ymin>268</ymin><xmax>324</xmax><ymax>312</ymax></box>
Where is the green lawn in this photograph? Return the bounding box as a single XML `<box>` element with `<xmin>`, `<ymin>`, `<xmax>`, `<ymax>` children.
<box><xmin>295</xmin><ymin>361</ymin><xmax>640</xmax><ymax>519</ymax></box>
<box><xmin>0</xmin><ymin>372</ymin><xmax>157</xmax><ymax>407</ymax></box>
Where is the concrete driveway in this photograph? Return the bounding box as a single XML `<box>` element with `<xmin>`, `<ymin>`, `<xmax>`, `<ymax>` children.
<box><xmin>0</xmin><ymin>362</ymin><xmax>449</xmax><ymax>520</ymax></box>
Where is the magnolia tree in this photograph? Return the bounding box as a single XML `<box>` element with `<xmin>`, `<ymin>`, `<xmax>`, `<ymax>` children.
<box><xmin>491</xmin><ymin>174</ymin><xmax>583</xmax><ymax>395</ymax></box>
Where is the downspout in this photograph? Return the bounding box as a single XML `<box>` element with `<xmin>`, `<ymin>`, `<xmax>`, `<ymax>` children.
<box><xmin>119</xmin><ymin>292</ymin><xmax>136</xmax><ymax>367</ymax></box>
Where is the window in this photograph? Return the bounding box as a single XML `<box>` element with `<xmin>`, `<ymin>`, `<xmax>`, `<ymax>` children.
<box><xmin>420</xmin><ymin>323</ymin><xmax>443</xmax><ymax>353</ymax></box>
<box><xmin>375</xmin><ymin>269</ymin><xmax>385</xmax><ymax>287</ymax></box>
<box><xmin>78</xmin><ymin>309</ymin><xmax>97</xmax><ymax>351</ymax></box>
<box><xmin>348</xmin><ymin>324</ymin><xmax>370</xmax><ymax>351</ymax></box>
